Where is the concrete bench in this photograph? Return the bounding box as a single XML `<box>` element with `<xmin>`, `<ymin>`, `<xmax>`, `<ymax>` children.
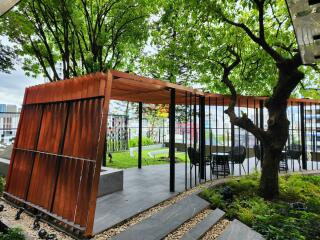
<box><xmin>147</xmin><ymin>148</ymin><xmax>177</xmax><ymax>158</ymax></box>
<box><xmin>129</xmin><ymin>144</ymin><xmax>164</xmax><ymax>157</ymax></box>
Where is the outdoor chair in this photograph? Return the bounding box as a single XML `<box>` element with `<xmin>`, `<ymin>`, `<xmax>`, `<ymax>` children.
<box><xmin>228</xmin><ymin>145</ymin><xmax>247</xmax><ymax>174</ymax></box>
<box><xmin>285</xmin><ymin>144</ymin><xmax>302</xmax><ymax>169</ymax></box>
<box><xmin>279</xmin><ymin>151</ymin><xmax>289</xmax><ymax>172</ymax></box>
<box><xmin>254</xmin><ymin>144</ymin><xmax>262</xmax><ymax>168</ymax></box>
<box><xmin>187</xmin><ymin>147</ymin><xmax>213</xmax><ymax>176</ymax></box>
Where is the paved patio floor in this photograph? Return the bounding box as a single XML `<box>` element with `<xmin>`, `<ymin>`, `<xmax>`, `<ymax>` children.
<box><xmin>92</xmin><ymin>157</ymin><xmax>319</xmax><ymax>234</ymax></box>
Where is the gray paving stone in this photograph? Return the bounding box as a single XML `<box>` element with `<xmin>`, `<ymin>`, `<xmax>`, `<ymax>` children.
<box><xmin>217</xmin><ymin>219</ymin><xmax>265</xmax><ymax>240</ymax></box>
<box><xmin>111</xmin><ymin>195</ymin><xmax>210</xmax><ymax>240</ymax></box>
<box><xmin>181</xmin><ymin>208</ymin><xmax>225</xmax><ymax>240</ymax></box>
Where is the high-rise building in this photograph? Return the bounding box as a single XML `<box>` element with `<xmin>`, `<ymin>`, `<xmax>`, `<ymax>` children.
<box><xmin>0</xmin><ymin>104</ymin><xmax>19</xmax><ymax>145</ymax></box>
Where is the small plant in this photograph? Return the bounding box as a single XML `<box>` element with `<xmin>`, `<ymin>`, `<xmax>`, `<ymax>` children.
<box><xmin>201</xmin><ymin>174</ymin><xmax>320</xmax><ymax>240</ymax></box>
<box><xmin>0</xmin><ymin>228</ymin><xmax>26</xmax><ymax>240</ymax></box>
<box><xmin>0</xmin><ymin>178</ymin><xmax>4</xmax><ymax>195</ymax></box>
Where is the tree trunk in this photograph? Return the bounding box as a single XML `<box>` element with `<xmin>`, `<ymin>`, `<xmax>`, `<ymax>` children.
<box><xmin>259</xmin><ymin>65</ymin><xmax>303</xmax><ymax>199</ymax></box>
<box><xmin>259</xmin><ymin>144</ymin><xmax>281</xmax><ymax>199</ymax></box>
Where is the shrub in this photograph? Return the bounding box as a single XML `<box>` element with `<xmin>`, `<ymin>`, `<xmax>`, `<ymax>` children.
<box><xmin>128</xmin><ymin>137</ymin><xmax>155</xmax><ymax>148</ymax></box>
<box><xmin>0</xmin><ymin>178</ymin><xmax>4</xmax><ymax>195</ymax></box>
<box><xmin>201</xmin><ymin>174</ymin><xmax>320</xmax><ymax>240</ymax></box>
<box><xmin>0</xmin><ymin>228</ymin><xmax>26</xmax><ymax>240</ymax></box>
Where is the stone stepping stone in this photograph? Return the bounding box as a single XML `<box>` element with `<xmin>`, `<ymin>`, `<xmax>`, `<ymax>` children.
<box><xmin>181</xmin><ymin>208</ymin><xmax>225</xmax><ymax>240</ymax></box>
<box><xmin>111</xmin><ymin>195</ymin><xmax>210</xmax><ymax>240</ymax></box>
<box><xmin>217</xmin><ymin>219</ymin><xmax>265</xmax><ymax>240</ymax></box>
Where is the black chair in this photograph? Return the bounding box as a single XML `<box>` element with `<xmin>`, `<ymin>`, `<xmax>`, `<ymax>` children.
<box><xmin>187</xmin><ymin>147</ymin><xmax>213</xmax><ymax>174</ymax></box>
<box><xmin>228</xmin><ymin>145</ymin><xmax>247</xmax><ymax>174</ymax></box>
<box><xmin>285</xmin><ymin>144</ymin><xmax>302</xmax><ymax>169</ymax></box>
<box><xmin>279</xmin><ymin>151</ymin><xmax>289</xmax><ymax>171</ymax></box>
<box><xmin>254</xmin><ymin>144</ymin><xmax>262</xmax><ymax>168</ymax></box>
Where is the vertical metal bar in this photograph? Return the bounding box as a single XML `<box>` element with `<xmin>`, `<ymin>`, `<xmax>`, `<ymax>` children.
<box><xmin>199</xmin><ymin>96</ymin><xmax>206</xmax><ymax>180</ymax></box>
<box><xmin>215</xmin><ymin>97</ymin><xmax>218</xmax><ymax>179</ymax></box>
<box><xmin>254</xmin><ymin>100</ymin><xmax>258</xmax><ymax>170</ymax></box>
<box><xmin>185</xmin><ymin>92</ymin><xmax>188</xmax><ymax>190</ymax></box>
<box><xmin>300</xmin><ymin>102</ymin><xmax>307</xmax><ymax>170</ymax></box>
<box><xmin>193</xmin><ymin>95</ymin><xmax>197</xmax><ymax>185</ymax></box>
<box><xmin>138</xmin><ymin>102</ymin><xmax>142</xmax><ymax>169</ymax></box>
<box><xmin>238</xmin><ymin>98</ymin><xmax>241</xmax><ymax>176</ymax></box>
<box><xmin>169</xmin><ymin>89</ymin><xmax>176</xmax><ymax>192</ymax></box>
<box><xmin>189</xmin><ymin>93</ymin><xmax>193</xmax><ymax>188</ymax></box>
<box><xmin>259</xmin><ymin>100</ymin><xmax>264</xmax><ymax>163</ymax></box>
<box><xmin>209</xmin><ymin>97</ymin><xmax>213</xmax><ymax>181</ymax></box>
<box><xmin>246</xmin><ymin>98</ymin><xmax>249</xmax><ymax>174</ymax></box>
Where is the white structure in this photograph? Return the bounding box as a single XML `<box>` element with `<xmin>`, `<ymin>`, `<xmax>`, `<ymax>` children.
<box><xmin>0</xmin><ymin>0</ymin><xmax>20</xmax><ymax>16</ymax></box>
<box><xmin>286</xmin><ymin>0</ymin><xmax>320</xmax><ymax>64</ymax></box>
<box><xmin>0</xmin><ymin>104</ymin><xmax>19</xmax><ymax>145</ymax></box>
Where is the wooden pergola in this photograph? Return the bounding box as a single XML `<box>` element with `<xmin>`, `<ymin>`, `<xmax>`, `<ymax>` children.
<box><xmin>4</xmin><ymin>70</ymin><xmax>320</xmax><ymax>237</ymax></box>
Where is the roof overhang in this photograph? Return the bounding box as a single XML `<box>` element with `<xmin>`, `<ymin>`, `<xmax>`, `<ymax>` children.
<box><xmin>286</xmin><ymin>0</ymin><xmax>320</xmax><ymax>64</ymax></box>
<box><xmin>0</xmin><ymin>0</ymin><xmax>20</xmax><ymax>16</ymax></box>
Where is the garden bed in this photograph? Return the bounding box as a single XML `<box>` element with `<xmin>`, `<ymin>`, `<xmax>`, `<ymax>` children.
<box><xmin>200</xmin><ymin>173</ymin><xmax>320</xmax><ymax>240</ymax></box>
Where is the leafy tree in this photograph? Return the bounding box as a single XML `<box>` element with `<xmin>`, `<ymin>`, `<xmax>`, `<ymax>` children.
<box><xmin>146</xmin><ymin>0</ymin><xmax>320</xmax><ymax>199</ymax></box>
<box><xmin>0</xmin><ymin>0</ymin><xmax>153</xmax><ymax>81</ymax></box>
<box><xmin>0</xmin><ymin>42</ymin><xmax>15</xmax><ymax>73</ymax></box>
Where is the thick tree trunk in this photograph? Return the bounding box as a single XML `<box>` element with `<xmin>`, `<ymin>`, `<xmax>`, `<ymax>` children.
<box><xmin>259</xmin><ymin>144</ymin><xmax>281</xmax><ymax>199</ymax></box>
<box><xmin>259</xmin><ymin>64</ymin><xmax>303</xmax><ymax>199</ymax></box>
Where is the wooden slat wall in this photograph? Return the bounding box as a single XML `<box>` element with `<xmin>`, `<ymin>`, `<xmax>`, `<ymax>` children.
<box><xmin>5</xmin><ymin>73</ymin><xmax>110</xmax><ymax>237</ymax></box>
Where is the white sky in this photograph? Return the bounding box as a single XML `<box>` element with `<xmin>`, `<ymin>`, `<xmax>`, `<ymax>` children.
<box><xmin>0</xmin><ymin>36</ymin><xmax>44</xmax><ymax>106</ymax></box>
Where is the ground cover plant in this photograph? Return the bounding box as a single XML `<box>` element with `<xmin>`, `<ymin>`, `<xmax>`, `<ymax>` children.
<box><xmin>106</xmin><ymin>148</ymin><xmax>187</xmax><ymax>169</ymax></box>
<box><xmin>0</xmin><ymin>177</ymin><xmax>4</xmax><ymax>195</ymax></box>
<box><xmin>201</xmin><ymin>174</ymin><xmax>320</xmax><ymax>240</ymax></box>
<box><xmin>0</xmin><ymin>228</ymin><xmax>25</xmax><ymax>240</ymax></box>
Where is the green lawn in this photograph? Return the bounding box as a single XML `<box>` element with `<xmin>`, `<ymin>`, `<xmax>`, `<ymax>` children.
<box><xmin>105</xmin><ymin>148</ymin><xmax>188</xmax><ymax>169</ymax></box>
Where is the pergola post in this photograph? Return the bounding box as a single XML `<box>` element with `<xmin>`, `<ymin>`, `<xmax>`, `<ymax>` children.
<box><xmin>169</xmin><ymin>89</ymin><xmax>176</xmax><ymax>192</ymax></box>
<box><xmin>300</xmin><ymin>102</ymin><xmax>307</xmax><ymax>170</ymax></box>
<box><xmin>259</xmin><ymin>100</ymin><xmax>264</xmax><ymax>162</ymax></box>
<box><xmin>199</xmin><ymin>96</ymin><xmax>206</xmax><ymax>180</ymax></box>
<box><xmin>138</xmin><ymin>102</ymin><xmax>142</xmax><ymax>169</ymax></box>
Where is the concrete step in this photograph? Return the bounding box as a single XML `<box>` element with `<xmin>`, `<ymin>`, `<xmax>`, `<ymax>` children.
<box><xmin>181</xmin><ymin>208</ymin><xmax>225</xmax><ymax>240</ymax></box>
<box><xmin>111</xmin><ymin>195</ymin><xmax>210</xmax><ymax>240</ymax></box>
<box><xmin>217</xmin><ymin>219</ymin><xmax>265</xmax><ymax>240</ymax></box>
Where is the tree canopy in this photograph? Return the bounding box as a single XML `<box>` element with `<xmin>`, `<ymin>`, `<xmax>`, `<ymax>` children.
<box><xmin>0</xmin><ymin>0</ymin><xmax>154</xmax><ymax>81</ymax></box>
<box><xmin>142</xmin><ymin>0</ymin><xmax>320</xmax><ymax>98</ymax></box>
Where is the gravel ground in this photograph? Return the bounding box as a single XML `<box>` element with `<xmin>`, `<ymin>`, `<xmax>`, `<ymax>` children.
<box><xmin>164</xmin><ymin>209</ymin><xmax>212</xmax><ymax>240</ymax></box>
<box><xmin>201</xmin><ymin>219</ymin><xmax>230</xmax><ymax>240</ymax></box>
<box><xmin>94</xmin><ymin>181</ymin><xmax>216</xmax><ymax>239</ymax></box>
<box><xmin>0</xmin><ymin>199</ymin><xmax>73</xmax><ymax>240</ymax></box>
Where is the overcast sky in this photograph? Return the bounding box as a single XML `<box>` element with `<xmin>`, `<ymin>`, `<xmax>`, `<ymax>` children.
<box><xmin>0</xmin><ymin>36</ymin><xmax>44</xmax><ymax>106</ymax></box>
<box><xmin>0</xmin><ymin>66</ymin><xmax>44</xmax><ymax>106</ymax></box>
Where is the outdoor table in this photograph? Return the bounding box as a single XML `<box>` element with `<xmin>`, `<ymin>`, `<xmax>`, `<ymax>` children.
<box><xmin>211</xmin><ymin>152</ymin><xmax>230</xmax><ymax>176</ymax></box>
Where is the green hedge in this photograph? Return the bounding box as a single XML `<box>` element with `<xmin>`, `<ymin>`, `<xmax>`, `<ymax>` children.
<box><xmin>201</xmin><ymin>174</ymin><xmax>320</xmax><ymax>240</ymax></box>
<box><xmin>128</xmin><ymin>137</ymin><xmax>155</xmax><ymax>148</ymax></box>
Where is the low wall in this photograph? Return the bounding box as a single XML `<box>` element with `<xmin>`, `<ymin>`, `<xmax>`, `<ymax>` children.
<box><xmin>0</xmin><ymin>159</ymin><xmax>123</xmax><ymax>197</ymax></box>
<box><xmin>164</xmin><ymin>143</ymin><xmax>255</xmax><ymax>158</ymax></box>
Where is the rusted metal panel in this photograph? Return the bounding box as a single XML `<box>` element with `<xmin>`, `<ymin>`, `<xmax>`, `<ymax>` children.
<box><xmin>5</xmin><ymin>73</ymin><xmax>110</xmax><ymax>236</ymax></box>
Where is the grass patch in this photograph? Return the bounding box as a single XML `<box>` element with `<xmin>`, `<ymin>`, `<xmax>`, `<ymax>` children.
<box><xmin>106</xmin><ymin>148</ymin><xmax>188</xmax><ymax>169</ymax></box>
<box><xmin>200</xmin><ymin>173</ymin><xmax>320</xmax><ymax>240</ymax></box>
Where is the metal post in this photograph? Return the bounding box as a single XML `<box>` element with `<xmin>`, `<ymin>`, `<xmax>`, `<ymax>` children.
<box><xmin>300</xmin><ymin>102</ymin><xmax>307</xmax><ymax>170</ymax></box>
<box><xmin>259</xmin><ymin>100</ymin><xmax>264</xmax><ymax>162</ymax></box>
<box><xmin>169</xmin><ymin>89</ymin><xmax>176</xmax><ymax>192</ymax></box>
<box><xmin>199</xmin><ymin>96</ymin><xmax>206</xmax><ymax>180</ymax></box>
<box><xmin>138</xmin><ymin>102</ymin><xmax>142</xmax><ymax>169</ymax></box>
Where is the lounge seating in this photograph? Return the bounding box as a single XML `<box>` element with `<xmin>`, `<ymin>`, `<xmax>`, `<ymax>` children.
<box><xmin>187</xmin><ymin>147</ymin><xmax>213</xmax><ymax>177</ymax></box>
<box><xmin>254</xmin><ymin>144</ymin><xmax>262</xmax><ymax>168</ymax></box>
<box><xmin>285</xmin><ymin>144</ymin><xmax>302</xmax><ymax>169</ymax></box>
<box><xmin>228</xmin><ymin>145</ymin><xmax>247</xmax><ymax>174</ymax></box>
